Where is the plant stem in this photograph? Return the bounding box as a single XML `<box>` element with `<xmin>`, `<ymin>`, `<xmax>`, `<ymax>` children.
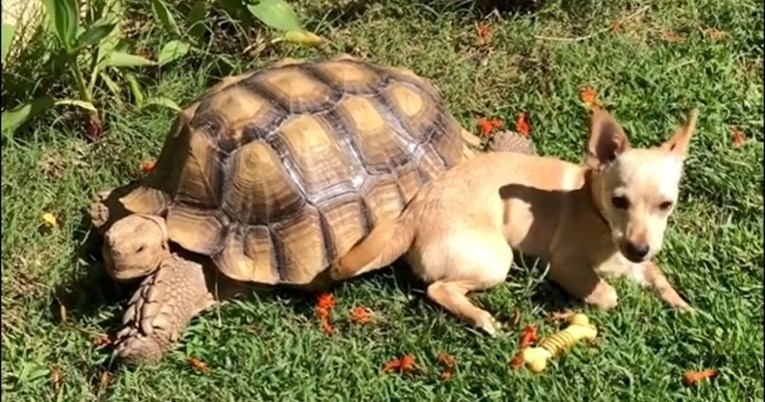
<box><xmin>69</xmin><ymin>58</ymin><xmax>93</xmax><ymax>105</ymax></box>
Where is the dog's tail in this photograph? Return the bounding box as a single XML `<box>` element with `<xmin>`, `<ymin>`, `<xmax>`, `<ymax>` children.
<box><xmin>331</xmin><ymin>211</ymin><xmax>416</xmax><ymax>280</ymax></box>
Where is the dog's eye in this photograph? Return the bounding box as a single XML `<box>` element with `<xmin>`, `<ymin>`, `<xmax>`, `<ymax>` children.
<box><xmin>658</xmin><ymin>201</ymin><xmax>673</xmax><ymax>211</ymax></box>
<box><xmin>611</xmin><ymin>196</ymin><xmax>630</xmax><ymax>209</ymax></box>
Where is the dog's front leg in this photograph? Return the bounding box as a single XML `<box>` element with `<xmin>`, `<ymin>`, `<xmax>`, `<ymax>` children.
<box><xmin>641</xmin><ymin>260</ymin><xmax>693</xmax><ymax>312</ymax></box>
<box><xmin>548</xmin><ymin>261</ymin><xmax>619</xmax><ymax>310</ymax></box>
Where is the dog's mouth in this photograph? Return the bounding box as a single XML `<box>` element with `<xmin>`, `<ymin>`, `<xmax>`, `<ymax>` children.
<box><xmin>620</xmin><ymin>251</ymin><xmax>647</xmax><ymax>263</ymax></box>
<box><xmin>618</xmin><ymin>243</ymin><xmax>650</xmax><ymax>263</ymax></box>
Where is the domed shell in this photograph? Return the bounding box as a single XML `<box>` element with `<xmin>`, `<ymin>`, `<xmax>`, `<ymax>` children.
<box><xmin>119</xmin><ymin>56</ymin><xmax>471</xmax><ymax>285</ymax></box>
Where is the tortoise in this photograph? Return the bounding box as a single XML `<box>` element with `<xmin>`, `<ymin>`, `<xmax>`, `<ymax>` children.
<box><xmin>89</xmin><ymin>55</ymin><xmax>535</xmax><ymax>365</ymax></box>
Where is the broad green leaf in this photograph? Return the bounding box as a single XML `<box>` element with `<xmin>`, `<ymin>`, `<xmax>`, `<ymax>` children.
<box><xmin>41</xmin><ymin>0</ymin><xmax>80</xmax><ymax>51</ymax></box>
<box><xmin>1</xmin><ymin>23</ymin><xmax>15</xmax><ymax>64</ymax></box>
<box><xmin>187</xmin><ymin>0</ymin><xmax>209</xmax><ymax>40</ymax></box>
<box><xmin>283</xmin><ymin>30</ymin><xmax>324</xmax><ymax>46</ymax></box>
<box><xmin>125</xmin><ymin>73</ymin><xmax>144</xmax><ymax>107</ymax></box>
<box><xmin>142</xmin><ymin>97</ymin><xmax>182</xmax><ymax>112</ymax></box>
<box><xmin>76</xmin><ymin>22</ymin><xmax>117</xmax><ymax>50</ymax></box>
<box><xmin>246</xmin><ymin>0</ymin><xmax>304</xmax><ymax>32</ymax></box>
<box><xmin>1</xmin><ymin>97</ymin><xmax>55</xmax><ymax>134</ymax></box>
<box><xmin>95</xmin><ymin>1</ymin><xmax>123</xmax><ymax>64</ymax></box>
<box><xmin>54</xmin><ymin>99</ymin><xmax>97</xmax><ymax>112</ymax></box>
<box><xmin>105</xmin><ymin>51</ymin><xmax>156</xmax><ymax>67</ymax></box>
<box><xmin>150</xmin><ymin>0</ymin><xmax>180</xmax><ymax>36</ymax></box>
<box><xmin>157</xmin><ymin>40</ymin><xmax>190</xmax><ymax>66</ymax></box>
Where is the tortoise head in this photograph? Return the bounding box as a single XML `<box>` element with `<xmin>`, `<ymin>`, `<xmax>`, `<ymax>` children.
<box><xmin>102</xmin><ymin>214</ymin><xmax>169</xmax><ymax>282</ymax></box>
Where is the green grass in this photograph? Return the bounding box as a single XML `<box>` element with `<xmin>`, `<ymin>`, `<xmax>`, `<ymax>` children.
<box><xmin>2</xmin><ymin>0</ymin><xmax>763</xmax><ymax>401</ymax></box>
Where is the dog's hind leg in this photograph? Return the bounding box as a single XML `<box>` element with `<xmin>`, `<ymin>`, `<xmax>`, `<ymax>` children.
<box><xmin>419</xmin><ymin>233</ymin><xmax>513</xmax><ymax>336</ymax></box>
<box><xmin>426</xmin><ymin>281</ymin><xmax>503</xmax><ymax>336</ymax></box>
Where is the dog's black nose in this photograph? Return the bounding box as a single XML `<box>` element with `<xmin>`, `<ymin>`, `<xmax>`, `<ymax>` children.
<box><xmin>624</xmin><ymin>242</ymin><xmax>650</xmax><ymax>261</ymax></box>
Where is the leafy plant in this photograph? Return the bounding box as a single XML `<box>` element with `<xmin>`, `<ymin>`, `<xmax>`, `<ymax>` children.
<box><xmin>245</xmin><ymin>0</ymin><xmax>324</xmax><ymax>45</ymax></box>
<box><xmin>1</xmin><ymin>0</ymin><xmax>182</xmax><ymax>136</ymax></box>
<box><xmin>1</xmin><ymin>0</ymin><xmax>323</xmax><ymax>137</ymax></box>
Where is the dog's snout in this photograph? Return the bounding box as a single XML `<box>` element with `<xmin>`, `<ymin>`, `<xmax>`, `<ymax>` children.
<box><xmin>623</xmin><ymin>241</ymin><xmax>650</xmax><ymax>262</ymax></box>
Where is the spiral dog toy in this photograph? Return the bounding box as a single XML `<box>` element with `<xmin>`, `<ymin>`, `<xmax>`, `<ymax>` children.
<box><xmin>521</xmin><ymin>313</ymin><xmax>597</xmax><ymax>373</ymax></box>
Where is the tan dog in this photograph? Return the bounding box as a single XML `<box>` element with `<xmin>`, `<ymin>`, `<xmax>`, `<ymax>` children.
<box><xmin>330</xmin><ymin>108</ymin><xmax>698</xmax><ymax>335</ymax></box>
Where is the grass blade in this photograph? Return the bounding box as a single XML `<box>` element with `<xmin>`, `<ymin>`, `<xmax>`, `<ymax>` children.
<box><xmin>142</xmin><ymin>97</ymin><xmax>182</xmax><ymax>112</ymax></box>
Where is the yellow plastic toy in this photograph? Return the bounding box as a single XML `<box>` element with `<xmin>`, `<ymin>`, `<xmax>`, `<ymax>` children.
<box><xmin>521</xmin><ymin>313</ymin><xmax>597</xmax><ymax>373</ymax></box>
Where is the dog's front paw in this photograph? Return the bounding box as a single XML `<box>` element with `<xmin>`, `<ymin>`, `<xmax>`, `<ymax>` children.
<box><xmin>584</xmin><ymin>283</ymin><xmax>619</xmax><ymax>310</ymax></box>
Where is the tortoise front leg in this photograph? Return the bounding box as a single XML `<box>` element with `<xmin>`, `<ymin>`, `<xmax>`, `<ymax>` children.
<box><xmin>113</xmin><ymin>254</ymin><xmax>219</xmax><ymax>365</ymax></box>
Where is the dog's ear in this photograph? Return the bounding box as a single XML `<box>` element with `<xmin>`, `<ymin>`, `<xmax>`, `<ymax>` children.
<box><xmin>586</xmin><ymin>109</ymin><xmax>630</xmax><ymax>168</ymax></box>
<box><xmin>660</xmin><ymin>109</ymin><xmax>699</xmax><ymax>159</ymax></box>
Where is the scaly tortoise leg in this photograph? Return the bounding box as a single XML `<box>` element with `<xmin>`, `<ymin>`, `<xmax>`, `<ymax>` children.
<box><xmin>113</xmin><ymin>254</ymin><xmax>218</xmax><ymax>365</ymax></box>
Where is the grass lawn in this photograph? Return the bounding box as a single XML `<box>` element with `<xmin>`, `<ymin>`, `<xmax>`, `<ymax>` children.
<box><xmin>2</xmin><ymin>0</ymin><xmax>763</xmax><ymax>401</ymax></box>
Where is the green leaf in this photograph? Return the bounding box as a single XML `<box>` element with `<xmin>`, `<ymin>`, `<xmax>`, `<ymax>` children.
<box><xmin>76</xmin><ymin>22</ymin><xmax>117</xmax><ymax>50</ymax></box>
<box><xmin>187</xmin><ymin>0</ymin><xmax>209</xmax><ymax>40</ymax></box>
<box><xmin>1</xmin><ymin>97</ymin><xmax>55</xmax><ymax>134</ymax></box>
<box><xmin>150</xmin><ymin>0</ymin><xmax>180</xmax><ymax>36</ymax></box>
<box><xmin>95</xmin><ymin>1</ymin><xmax>123</xmax><ymax>65</ymax></box>
<box><xmin>246</xmin><ymin>0</ymin><xmax>305</xmax><ymax>32</ymax></box>
<box><xmin>99</xmin><ymin>72</ymin><xmax>125</xmax><ymax>109</ymax></box>
<box><xmin>142</xmin><ymin>97</ymin><xmax>182</xmax><ymax>112</ymax></box>
<box><xmin>54</xmin><ymin>99</ymin><xmax>98</xmax><ymax>112</ymax></box>
<box><xmin>105</xmin><ymin>51</ymin><xmax>156</xmax><ymax>67</ymax></box>
<box><xmin>2</xmin><ymin>23</ymin><xmax>16</xmax><ymax>64</ymax></box>
<box><xmin>125</xmin><ymin>73</ymin><xmax>144</xmax><ymax>107</ymax></box>
<box><xmin>41</xmin><ymin>0</ymin><xmax>80</xmax><ymax>51</ymax></box>
<box><xmin>157</xmin><ymin>40</ymin><xmax>190</xmax><ymax>66</ymax></box>
<box><xmin>99</xmin><ymin>72</ymin><xmax>121</xmax><ymax>97</ymax></box>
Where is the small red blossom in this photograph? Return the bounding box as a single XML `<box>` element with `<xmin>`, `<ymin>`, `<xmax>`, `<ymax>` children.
<box><xmin>580</xmin><ymin>86</ymin><xmax>600</xmax><ymax>110</ymax></box>
<box><xmin>476</xmin><ymin>23</ymin><xmax>493</xmax><ymax>46</ymax></box>
<box><xmin>350</xmin><ymin>306</ymin><xmax>372</xmax><ymax>325</ymax></box>
<box><xmin>477</xmin><ymin>117</ymin><xmax>504</xmax><ymax>137</ymax></box>
<box><xmin>519</xmin><ymin>324</ymin><xmax>538</xmax><ymax>349</ymax></box>
<box><xmin>684</xmin><ymin>369</ymin><xmax>718</xmax><ymax>386</ymax></box>
<box><xmin>140</xmin><ymin>160</ymin><xmax>156</xmax><ymax>174</ymax></box>
<box><xmin>731</xmin><ymin>128</ymin><xmax>746</xmax><ymax>148</ymax></box>
<box><xmin>515</xmin><ymin>112</ymin><xmax>530</xmax><ymax>137</ymax></box>
<box><xmin>383</xmin><ymin>354</ymin><xmax>417</xmax><ymax>374</ymax></box>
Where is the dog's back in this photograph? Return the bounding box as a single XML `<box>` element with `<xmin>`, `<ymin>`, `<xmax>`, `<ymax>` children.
<box><xmin>406</xmin><ymin>151</ymin><xmax>585</xmax><ymax>256</ymax></box>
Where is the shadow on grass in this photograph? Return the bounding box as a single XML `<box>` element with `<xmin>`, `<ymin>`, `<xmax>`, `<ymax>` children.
<box><xmin>50</xmin><ymin>206</ymin><xmax>132</xmax><ymax>332</ymax></box>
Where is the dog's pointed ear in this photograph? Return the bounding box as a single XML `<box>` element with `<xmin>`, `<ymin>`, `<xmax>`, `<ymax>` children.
<box><xmin>586</xmin><ymin>109</ymin><xmax>630</xmax><ymax>168</ymax></box>
<box><xmin>660</xmin><ymin>109</ymin><xmax>699</xmax><ymax>159</ymax></box>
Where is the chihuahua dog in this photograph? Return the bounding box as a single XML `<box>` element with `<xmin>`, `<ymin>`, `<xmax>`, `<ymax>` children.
<box><xmin>330</xmin><ymin>108</ymin><xmax>697</xmax><ymax>335</ymax></box>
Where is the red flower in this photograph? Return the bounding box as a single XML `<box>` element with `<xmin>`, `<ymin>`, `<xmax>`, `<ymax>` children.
<box><xmin>515</xmin><ymin>113</ymin><xmax>530</xmax><ymax>137</ymax></box>
<box><xmin>350</xmin><ymin>306</ymin><xmax>372</xmax><ymax>325</ymax></box>
<box><xmin>477</xmin><ymin>117</ymin><xmax>504</xmax><ymax>137</ymax></box>
<box><xmin>383</xmin><ymin>354</ymin><xmax>417</xmax><ymax>374</ymax></box>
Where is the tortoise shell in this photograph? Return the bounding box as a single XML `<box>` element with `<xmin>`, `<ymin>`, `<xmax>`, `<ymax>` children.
<box><xmin>117</xmin><ymin>56</ymin><xmax>472</xmax><ymax>285</ymax></box>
